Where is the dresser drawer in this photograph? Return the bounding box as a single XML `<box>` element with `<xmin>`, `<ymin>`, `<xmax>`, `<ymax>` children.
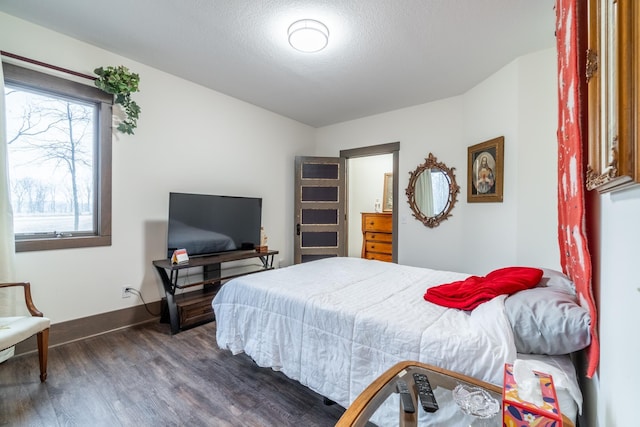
<box><xmin>365</xmin><ymin>241</ymin><xmax>392</xmax><ymax>255</ymax></box>
<box><xmin>176</xmin><ymin>290</ymin><xmax>216</xmax><ymax>328</ymax></box>
<box><xmin>180</xmin><ymin>306</ymin><xmax>215</xmax><ymax>328</ymax></box>
<box><xmin>364</xmin><ymin>231</ymin><xmax>393</xmax><ymax>243</ymax></box>
<box><xmin>362</xmin><ymin>213</ymin><xmax>392</xmax><ymax>232</ymax></box>
<box><xmin>364</xmin><ymin>252</ymin><xmax>393</xmax><ymax>262</ymax></box>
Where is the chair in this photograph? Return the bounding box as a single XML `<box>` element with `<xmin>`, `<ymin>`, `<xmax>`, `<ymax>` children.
<box><xmin>0</xmin><ymin>282</ymin><xmax>50</xmax><ymax>382</ymax></box>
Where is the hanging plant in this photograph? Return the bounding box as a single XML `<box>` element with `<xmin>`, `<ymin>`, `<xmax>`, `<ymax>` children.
<box><xmin>94</xmin><ymin>65</ymin><xmax>141</xmax><ymax>135</ymax></box>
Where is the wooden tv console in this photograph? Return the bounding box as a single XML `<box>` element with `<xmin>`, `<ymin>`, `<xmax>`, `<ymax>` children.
<box><xmin>152</xmin><ymin>249</ymin><xmax>278</xmax><ymax>334</ymax></box>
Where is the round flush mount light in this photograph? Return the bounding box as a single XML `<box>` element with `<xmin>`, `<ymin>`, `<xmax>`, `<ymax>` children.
<box><xmin>288</xmin><ymin>19</ymin><xmax>329</xmax><ymax>53</ymax></box>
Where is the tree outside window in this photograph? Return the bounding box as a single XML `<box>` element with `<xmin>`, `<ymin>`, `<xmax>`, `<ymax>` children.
<box><xmin>6</xmin><ymin>86</ymin><xmax>95</xmax><ymax>234</ymax></box>
<box><xmin>3</xmin><ymin>63</ymin><xmax>112</xmax><ymax>252</ymax></box>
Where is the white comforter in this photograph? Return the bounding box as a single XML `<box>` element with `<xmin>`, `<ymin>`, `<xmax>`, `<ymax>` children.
<box><xmin>213</xmin><ymin>257</ymin><xmax>518</xmax><ymax>417</ymax></box>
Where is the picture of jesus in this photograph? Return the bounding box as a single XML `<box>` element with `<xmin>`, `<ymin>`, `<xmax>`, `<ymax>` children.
<box><xmin>473</xmin><ymin>152</ymin><xmax>496</xmax><ymax>194</ymax></box>
<box><xmin>467</xmin><ymin>136</ymin><xmax>503</xmax><ymax>203</ymax></box>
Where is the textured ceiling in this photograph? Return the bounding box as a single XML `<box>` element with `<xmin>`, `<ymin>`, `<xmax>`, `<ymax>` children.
<box><xmin>0</xmin><ymin>0</ymin><xmax>556</xmax><ymax>127</ymax></box>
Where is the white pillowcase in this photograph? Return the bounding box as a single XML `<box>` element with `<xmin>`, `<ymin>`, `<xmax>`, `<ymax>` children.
<box><xmin>505</xmin><ymin>285</ymin><xmax>591</xmax><ymax>355</ymax></box>
<box><xmin>539</xmin><ymin>268</ymin><xmax>577</xmax><ymax>295</ymax></box>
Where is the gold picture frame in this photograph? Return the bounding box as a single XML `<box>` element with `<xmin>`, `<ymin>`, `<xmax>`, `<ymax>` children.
<box><xmin>586</xmin><ymin>0</ymin><xmax>640</xmax><ymax>192</ymax></box>
<box><xmin>467</xmin><ymin>136</ymin><xmax>504</xmax><ymax>203</ymax></box>
<box><xmin>382</xmin><ymin>172</ymin><xmax>393</xmax><ymax>212</ymax></box>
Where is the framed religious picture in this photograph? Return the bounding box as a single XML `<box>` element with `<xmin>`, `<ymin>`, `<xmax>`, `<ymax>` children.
<box><xmin>382</xmin><ymin>172</ymin><xmax>393</xmax><ymax>212</ymax></box>
<box><xmin>467</xmin><ymin>136</ymin><xmax>504</xmax><ymax>203</ymax></box>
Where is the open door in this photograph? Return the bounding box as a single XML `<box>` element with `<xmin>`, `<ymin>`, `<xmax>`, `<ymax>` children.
<box><xmin>294</xmin><ymin>156</ymin><xmax>346</xmax><ymax>264</ymax></box>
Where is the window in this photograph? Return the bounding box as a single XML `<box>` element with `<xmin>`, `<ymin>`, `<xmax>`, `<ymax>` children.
<box><xmin>3</xmin><ymin>63</ymin><xmax>112</xmax><ymax>252</ymax></box>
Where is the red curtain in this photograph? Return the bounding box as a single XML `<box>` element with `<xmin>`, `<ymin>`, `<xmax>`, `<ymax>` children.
<box><xmin>556</xmin><ymin>0</ymin><xmax>599</xmax><ymax>378</ymax></box>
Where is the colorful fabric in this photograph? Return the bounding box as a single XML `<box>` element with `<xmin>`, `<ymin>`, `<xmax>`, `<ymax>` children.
<box><xmin>424</xmin><ymin>267</ymin><xmax>543</xmax><ymax>311</ymax></box>
<box><xmin>556</xmin><ymin>0</ymin><xmax>599</xmax><ymax>377</ymax></box>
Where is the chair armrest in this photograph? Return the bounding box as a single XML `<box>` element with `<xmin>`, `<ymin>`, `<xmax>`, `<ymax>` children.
<box><xmin>0</xmin><ymin>282</ymin><xmax>43</xmax><ymax>317</ymax></box>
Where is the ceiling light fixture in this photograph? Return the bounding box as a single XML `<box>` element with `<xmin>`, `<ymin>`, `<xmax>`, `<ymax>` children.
<box><xmin>288</xmin><ymin>19</ymin><xmax>329</xmax><ymax>53</ymax></box>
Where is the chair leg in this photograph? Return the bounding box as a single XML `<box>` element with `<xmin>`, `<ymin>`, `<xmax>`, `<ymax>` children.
<box><xmin>37</xmin><ymin>328</ymin><xmax>49</xmax><ymax>382</ymax></box>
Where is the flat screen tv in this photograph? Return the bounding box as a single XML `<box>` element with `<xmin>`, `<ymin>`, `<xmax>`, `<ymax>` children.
<box><xmin>167</xmin><ymin>192</ymin><xmax>262</xmax><ymax>258</ymax></box>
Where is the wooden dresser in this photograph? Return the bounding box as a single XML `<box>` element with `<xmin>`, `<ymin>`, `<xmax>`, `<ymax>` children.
<box><xmin>361</xmin><ymin>212</ymin><xmax>393</xmax><ymax>262</ymax></box>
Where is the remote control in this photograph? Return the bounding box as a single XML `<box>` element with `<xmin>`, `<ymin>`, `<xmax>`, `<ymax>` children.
<box><xmin>396</xmin><ymin>380</ymin><xmax>415</xmax><ymax>414</ymax></box>
<box><xmin>413</xmin><ymin>373</ymin><xmax>439</xmax><ymax>413</ymax></box>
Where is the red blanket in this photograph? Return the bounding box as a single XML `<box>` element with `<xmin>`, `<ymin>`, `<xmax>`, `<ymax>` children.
<box><xmin>424</xmin><ymin>267</ymin><xmax>543</xmax><ymax>311</ymax></box>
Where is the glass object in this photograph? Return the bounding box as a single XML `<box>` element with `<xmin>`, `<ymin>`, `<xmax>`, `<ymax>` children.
<box><xmin>301</xmin><ymin>231</ymin><xmax>337</xmax><ymax>247</ymax></box>
<box><xmin>302</xmin><ymin>209</ymin><xmax>338</xmax><ymax>224</ymax></box>
<box><xmin>301</xmin><ymin>186</ymin><xmax>338</xmax><ymax>202</ymax></box>
<box><xmin>301</xmin><ymin>162</ymin><xmax>338</xmax><ymax>179</ymax></box>
<box><xmin>452</xmin><ymin>384</ymin><xmax>500</xmax><ymax>419</ymax></box>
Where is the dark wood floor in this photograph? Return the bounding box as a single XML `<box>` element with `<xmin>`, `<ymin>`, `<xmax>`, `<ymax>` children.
<box><xmin>0</xmin><ymin>320</ymin><xmax>346</xmax><ymax>426</ymax></box>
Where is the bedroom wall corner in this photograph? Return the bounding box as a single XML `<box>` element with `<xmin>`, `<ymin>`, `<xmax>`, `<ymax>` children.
<box><xmin>459</xmin><ymin>58</ymin><xmax>520</xmax><ymax>274</ymax></box>
<box><xmin>460</xmin><ymin>48</ymin><xmax>560</xmax><ymax>274</ymax></box>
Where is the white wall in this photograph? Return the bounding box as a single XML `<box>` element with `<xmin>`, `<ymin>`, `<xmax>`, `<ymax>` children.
<box><xmin>316</xmin><ymin>49</ymin><xmax>559</xmax><ymax>275</ymax></box>
<box><xmin>460</xmin><ymin>49</ymin><xmax>560</xmax><ymax>273</ymax></box>
<box><xmin>458</xmin><ymin>56</ymin><xmax>520</xmax><ymax>273</ymax></box>
<box><xmin>592</xmin><ymin>186</ymin><xmax>640</xmax><ymax>426</ymax></box>
<box><xmin>347</xmin><ymin>154</ymin><xmax>393</xmax><ymax>257</ymax></box>
<box><xmin>1</xmin><ymin>13</ymin><xmax>315</xmax><ymax>323</ymax></box>
<box><xmin>514</xmin><ymin>51</ymin><xmax>560</xmax><ymax>269</ymax></box>
<box><xmin>316</xmin><ymin>96</ymin><xmax>465</xmax><ymax>271</ymax></box>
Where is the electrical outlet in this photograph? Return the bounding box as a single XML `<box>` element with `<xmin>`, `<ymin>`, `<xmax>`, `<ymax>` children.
<box><xmin>121</xmin><ymin>286</ymin><xmax>132</xmax><ymax>298</ymax></box>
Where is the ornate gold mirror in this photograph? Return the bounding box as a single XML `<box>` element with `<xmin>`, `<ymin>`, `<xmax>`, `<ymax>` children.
<box><xmin>405</xmin><ymin>153</ymin><xmax>460</xmax><ymax>228</ymax></box>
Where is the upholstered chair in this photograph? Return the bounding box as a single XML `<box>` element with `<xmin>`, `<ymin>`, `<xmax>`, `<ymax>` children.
<box><xmin>0</xmin><ymin>282</ymin><xmax>50</xmax><ymax>382</ymax></box>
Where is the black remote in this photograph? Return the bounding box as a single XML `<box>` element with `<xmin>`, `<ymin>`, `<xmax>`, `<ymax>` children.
<box><xmin>396</xmin><ymin>380</ymin><xmax>415</xmax><ymax>414</ymax></box>
<box><xmin>413</xmin><ymin>373</ymin><xmax>439</xmax><ymax>413</ymax></box>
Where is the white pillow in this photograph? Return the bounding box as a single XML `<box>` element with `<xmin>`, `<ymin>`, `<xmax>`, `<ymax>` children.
<box><xmin>539</xmin><ymin>268</ymin><xmax>576</xmax><ymax>295</ymax></box>
<box><xmin>505</xmin><ymin>286</ymin><xmax>591</xmax><ymax>355</ymax></box>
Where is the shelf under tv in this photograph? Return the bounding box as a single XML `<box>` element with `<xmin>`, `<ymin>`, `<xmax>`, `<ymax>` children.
<box><xmin>153</xmin><ymin>249</ymin><xmax>278</xmax><ymax>334</ymax></box>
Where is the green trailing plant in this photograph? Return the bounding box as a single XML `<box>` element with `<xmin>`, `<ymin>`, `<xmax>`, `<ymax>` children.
<box><xmin>94</xmin><ymin>65</ymin><xmax>141</xmax><ymax>135</ymax></box>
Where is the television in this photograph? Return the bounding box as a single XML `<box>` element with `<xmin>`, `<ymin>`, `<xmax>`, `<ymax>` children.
<box><xmin>166</xmin><ymin>192</ymin><xmax>262</xmax><ymax>258</ymax></box>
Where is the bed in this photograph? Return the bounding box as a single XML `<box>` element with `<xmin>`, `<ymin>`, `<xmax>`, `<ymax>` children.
<box><xmin>212</xmin><ymin>257</ymin><xmax>589</xmax><ymax>426</ymax></box>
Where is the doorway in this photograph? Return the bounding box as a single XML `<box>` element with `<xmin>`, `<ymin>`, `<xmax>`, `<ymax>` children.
<box><xmin>341</xmin><ymin>142</ymin><xmax>400</xmax><ymax>263</ymax></box>
<box><xmin>347</xmin><ymin>154</ymin><xmax>394</xmax><ymax>257</ymax></box>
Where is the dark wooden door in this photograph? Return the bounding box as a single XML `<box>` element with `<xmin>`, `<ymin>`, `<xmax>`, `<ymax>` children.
<box><xmin>294</xmin><ymin>156</ymin><xmax>346</xmax><ymax>264</ymax></box>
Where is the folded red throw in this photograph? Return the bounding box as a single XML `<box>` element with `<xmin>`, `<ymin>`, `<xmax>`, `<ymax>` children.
<box><xmin>424</xmin><ymin>267</ymin><xmax>543</xmax><ymax>311</ymax></box>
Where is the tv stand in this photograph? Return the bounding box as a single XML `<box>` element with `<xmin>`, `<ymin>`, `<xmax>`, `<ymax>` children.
<box><xmin>153</xmin><ymin>249</ymin><xmax>278</xmax><ymax>334</ymax></box>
